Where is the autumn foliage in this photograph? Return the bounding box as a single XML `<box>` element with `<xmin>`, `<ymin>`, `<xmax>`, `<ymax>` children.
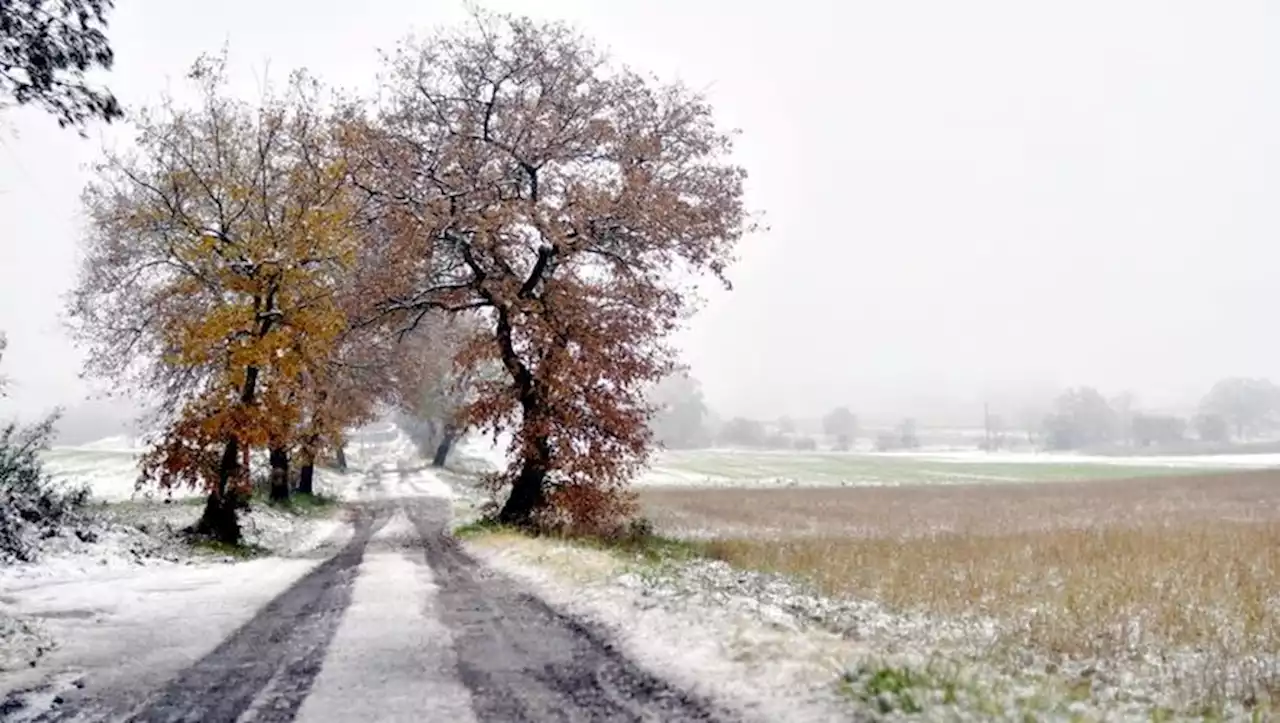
<box><xmin>355</xmin><ymin>10</ymin><xmax>753</xmax><ymax>531</ymax></box>
<box><xmin>69</xmin><ymin>10</ymin><xmax>753</xmax><ymax>539</ymax></box>
<box><xmin>69</xmin><ymin>56</ymin><xmax>374</xmax><ymax>541</ymax></box>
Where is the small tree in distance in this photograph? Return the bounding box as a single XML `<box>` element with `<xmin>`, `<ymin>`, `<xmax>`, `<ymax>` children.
<box><xmin>719</xmin><ymin>417</ymin><xmax>766</xmax><ymax>448</ymax></box>
<box><xmin>1198</xmin><ymin>377</ymin><xmax>1280</xmax><ymax>442</ymax></box>
<box><xmin>823</xmin><ymin>406</ymin><xmax>858</xmax><ymax>451</ymax></box>
<box><xmin>1042</xmin><ymin>387</ymin><xmax>1116</xmax><ymax>451</ymax></box>
<box><xmin>646</xmin><ymin>370</ymin><xmax>712</xmax><ymax>450</ymax></box>
<box><xmin>1194</xmin><ymin>413</ymin><xmax>1230</xmax><ymax>444</ymax></box>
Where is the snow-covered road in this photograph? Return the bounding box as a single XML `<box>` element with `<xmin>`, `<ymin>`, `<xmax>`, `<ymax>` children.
<box><xmin>0</xmin><ymin>473</ymin><xmax>729</xmax><ymax>722</ymax></box>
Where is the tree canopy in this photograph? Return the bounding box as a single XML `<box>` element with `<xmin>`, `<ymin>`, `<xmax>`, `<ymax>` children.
<box><xmin>1199</xmin><ymin>377</ymin><xmax>1280</xmax><ymax>442</ymax></box>
<box><xmin>351</xmin><ymin>10</ymin><xmax>753</xmax><ymax>529</ymax></box>
<box><xmin>66</xmin><ymin>11</ymin><xmax>754</xmax><ymax>538</ymax></box>
<box><xmin>1</xmin><ymin>0</ymin><xmax>122</xmax><ymax>129</ymax></box>
<box><xmin>68</xmin><ymin>56</ymin><xmax>374</xmax><ymax>541</ymax></box>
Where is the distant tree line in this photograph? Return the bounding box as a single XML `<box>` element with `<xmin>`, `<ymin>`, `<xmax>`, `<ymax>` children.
<box><xmin>644</xmin><ymin>375</ymin><xmax>923</xmax><ymax>452</ymax></box>
<box><xmin>646</xmin><ymin>370</ymin><xmax>1280</xmax><ymax>456</ymax></box>
<box><xmin>1034</xmin><ymin>377</ymin><xmax>1280</xmax><ymax>452</ymax></box>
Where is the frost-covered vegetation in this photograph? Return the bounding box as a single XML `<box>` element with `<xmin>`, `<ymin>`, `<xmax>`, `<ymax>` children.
<box><xmin>0</xmin><ymin>413</ymin><xmax>92</xmax><ymax>563</ymax></box>
<box><xmin>635</xmin><ymin>472</ymin><xmax>1280</xmax><ymax>720</ymax></box>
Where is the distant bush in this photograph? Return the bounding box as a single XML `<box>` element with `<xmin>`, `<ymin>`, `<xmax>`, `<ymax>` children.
<box><xmin>792</xmin><ymin>436</ymin><xmax>818</xmax><ymax>451</ymax></box>
<box><xmin>762</xmin><ymin>433</ymin><xmax>791</xmax><ymax>450</ymax></box>
<box><xmin>0</xmin><ymin>413</ymin><xmax>91</xmax><ymax>563</ymax></box>
<box><xmin>718</xmin><ymin>417</ymin><xmax>767</xmax><ymax>447</ymax></box>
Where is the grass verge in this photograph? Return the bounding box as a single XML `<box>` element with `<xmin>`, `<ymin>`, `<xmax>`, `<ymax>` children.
<box><xmin>249</xmin><ymin>490</ymin><xmax>341</xmax><ymax>517</ymax></box>
<box><xmin>188</xmin><ymin>538</ymin><xmax>269</xmax><ymax>560</ymax></box>
<box><xmin>454</xmin><ymin>517</ymin><xmax>702</xmax><ymax>563</ymax></box>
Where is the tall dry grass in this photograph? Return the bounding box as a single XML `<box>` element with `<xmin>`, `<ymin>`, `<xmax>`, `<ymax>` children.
<box><xmin>640</xmin><ymin>471</ymin><xmax>1280</xmax><ymax>705</ymax></box>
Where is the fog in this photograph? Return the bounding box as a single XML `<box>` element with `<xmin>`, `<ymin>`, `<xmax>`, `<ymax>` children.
<box><xmin>2</xmin><ymin>0</ymin><xmax>1277</xmax><ymax>437</ymax></box>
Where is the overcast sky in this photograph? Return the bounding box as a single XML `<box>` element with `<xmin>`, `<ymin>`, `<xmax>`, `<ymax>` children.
<box><xmin>1</xmin><ymin>0</ymin><xmax>1277</xmax><ymax>428</ymax></box>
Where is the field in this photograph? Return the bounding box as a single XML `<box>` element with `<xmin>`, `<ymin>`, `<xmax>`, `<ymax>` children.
<box><xmin>640</xmin><ymin>447</ymin><xmax>1280</xmax><ymax>488</ymax></box>
<box><xmin>637</xmin><ymin>454</ymin><xmax>1280</xmax><ymax>718</ymax></box>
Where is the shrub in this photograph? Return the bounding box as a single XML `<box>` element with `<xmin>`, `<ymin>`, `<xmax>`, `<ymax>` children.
<box><xmin>0</xmin><ymin>413</ymin><xmax>91</xmax><ymax>563</ymax></box>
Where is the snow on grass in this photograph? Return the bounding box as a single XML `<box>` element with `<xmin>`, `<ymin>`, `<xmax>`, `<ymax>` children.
<box><xmin>464</xmin><ymin>532</ymin><xmax>851</xmax><ymax>723</ymax></box>
<box><xmin>635</xmin><ymin>476</ymin><xmax>1280</xmax><ymax>720</ymax></box>
<box><xmin>38</xmin><ymin>446</ymin><xmax>159</xmax><ymax>503</ymax></box>
<box><xmin>0</xmin><ymin>509</ymin><xmax>347</xmax><ymax>723</ymax></box>
<box><xmin>637</xmin><ymin>447</ymin><xmax>1280</xmax><ymax>490</ymax></box>
<box><xmin>0</xmin><ymin>554</ymin><xmax>327</xmax><ymax>714</ymax></box>
<box><xmin>464</xmin><ymin>530</ymin><xmax>1280</xmax><ymax>722</ymax></box>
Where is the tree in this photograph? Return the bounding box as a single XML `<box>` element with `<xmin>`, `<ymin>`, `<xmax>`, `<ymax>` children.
<box><xmin>646</xmin><ymin>370</ymin><xmax>712</xmax><ymax>450</ymax></box>
<box><xmin>1042</xmin><ymin>387</ymin><xmax>1116</xmax><ymax>450</ymax></box>
<box><xmin>1198</xmin><ymin>377</ymin><xmax>1280</xmax><ymax>442</ymax></box>
<box><xmin>395</xmin><ymin>311</ymin><xmax>490</xmax><ymax>467</ymax></box>
<box><xmin>776</xmin><ymin>416</ymin><xmax>796</xmax><ymax>436</ymax></box>
<box><xmin>358</xmin><ymin>10</ymin><xmax>752</xmax><ymax>530</ymax></box>
<box><xmin>898</xmin><ymin>417</ymin><xmax>920</xmax><ymax>449</ymax></box>
<box><xmin>1017</xmin><ymin>404</ymin><xmax>1049</xmax><ymax>447</ymax></box>
<box><xmin>68</xmin><ymin>57</ymin><xmax>364</xmax><ymax>543</ymax></box>
<box><xmin>1</xmin><ymin>0</ymin><xmax>122</xmax><ymax>130</ymax></box>
<box><xmin>1195</xmin><ymin>412</ymin><xmax>1229</xmax><ymax>444</ymax></box>
<box><xmin>1131</xmin><ymin>414</ymin><xmax>1186</xmax><ymax>448</ymax></box>
<box><xmin>822</xmin><ymin>406</ymin><xmax>857</xmax><ymax>450</ymax></box>
<box><xmin>1110</xmin><ymin>391</ymin><xmax>1137</xmax><ymax>447</ymax></box>
<box><xmin>719</xmin><ymin>417</ymin><xmax>765</xmax><ymax>448</ymax></box>
<box><xmin>979</xmin><ymin>406</ymin><xmax>1006</xmax><ymax>451</ymax></box>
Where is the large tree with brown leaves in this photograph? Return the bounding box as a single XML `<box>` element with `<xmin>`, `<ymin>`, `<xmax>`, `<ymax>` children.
<box><xmin>68</xmin><ymin>56</ymin><xmax>367</xmax><ymax>542</ymax></box>
<box><xmin>355</xmin><ymin>10</ymin><xmax>753</xmax><ymax>529</ymax></box>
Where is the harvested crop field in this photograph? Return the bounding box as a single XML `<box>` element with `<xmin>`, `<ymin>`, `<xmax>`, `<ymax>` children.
<box><xmin>639</xmin><ymin>470</ymin><xmax>1280</xmax><ymax>718</ymax></box>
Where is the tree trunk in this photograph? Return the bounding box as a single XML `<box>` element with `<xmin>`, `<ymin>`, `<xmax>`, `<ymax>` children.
<box><xmin>298</xmin><ymin>443</ymin><xmax>315</xmax><ymax>496</ymax></box>
<box><xmin>268</xmin><ymin>446</ymin><xmax>290</xmax><ymax>502</ymax></box>
<box><xmin>195</xmin><ymin>365</ymin><xmax>260</xmax><ymax>544</ymax></box>
<box><xmin>335</xmin><ymin>444</ymin><xmax>347</xmax><ymax>472</ymax></box>
<box><xmin>194</xmin><ymin>436</ymin><xmax>243</xmax><ymax>545</ymax></box>
<box><xmin>431</xmin><ymin>425</ymin><xmax>458</xmax><ymax>468</ymax></box>
<box><xmin>492</xmin><ymin>303</ymin><xmax>552</xmax><ymax>528</ymax></box>
<box><xmin>497</xmin><ymin>433</ymin><xmax>551</xmax><ymax>528</ymax></box>
<box><xmin>299</xmin><ymin>462</ymin><xmax>315</xmax><ymax>496</ymax></box>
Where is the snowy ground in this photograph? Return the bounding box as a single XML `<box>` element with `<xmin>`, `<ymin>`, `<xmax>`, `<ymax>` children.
<box><xmin>15</xmin><ymin>422</ymin><xmax>1274</xmax><ymax>720</ymax></box>
<box><xmin>636</xmin><ymin>447</ymin><xmax>1280</xmax><ymax>488</ymax></box>
<box><xmin>465</xmin><ymin>532</ymin><xmax>852</xmax><ymax>722</ymax></box>
<box><xmin>463</xmin><ymin>527</ymin><xmax>1280</xmax><ymax>722</ymax></box>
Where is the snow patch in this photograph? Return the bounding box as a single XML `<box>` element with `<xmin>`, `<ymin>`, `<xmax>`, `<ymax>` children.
<box><xmin>295</xmin><ymin>530</ymin><xmax>475</xmax><ymax>723</ymax></box>
<box><xmin>0</xmin><ymin>556</ymin><xmax>324</xmax><ymax>711</ymax></box>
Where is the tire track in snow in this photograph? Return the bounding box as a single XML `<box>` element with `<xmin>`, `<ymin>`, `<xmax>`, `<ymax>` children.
<box><xmin>125</xmin><ymin>503</ymin><xmax>392</xmax><ymax>723</ymax></box>
<box><xmin>404</xmin><ymin>498</ymin><xmax>731</xmax><ymax>723</ymax></box>
<box><xmin>21</xmin><ymin>502</ymin><xmax>391</xmax><ymax>723</ymax></box>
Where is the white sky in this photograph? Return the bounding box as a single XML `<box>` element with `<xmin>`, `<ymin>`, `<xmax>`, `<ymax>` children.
<box><xmin>1</xmin><ymin>0</ymin><xmax>1278</xmax><ymax>427</ymax></box>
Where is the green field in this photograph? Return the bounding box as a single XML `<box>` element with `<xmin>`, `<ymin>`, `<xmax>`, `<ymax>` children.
<box><xmin>642</xmin><ymin>449</ymin><xmax>1260</xmax><ymax>487</ymax></box>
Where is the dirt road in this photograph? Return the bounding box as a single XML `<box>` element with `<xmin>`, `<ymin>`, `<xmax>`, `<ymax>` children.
<box><xmin>2</xmin><ymin>495</ymin><xmax>728</xmax><ymax>722</ymax></box>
